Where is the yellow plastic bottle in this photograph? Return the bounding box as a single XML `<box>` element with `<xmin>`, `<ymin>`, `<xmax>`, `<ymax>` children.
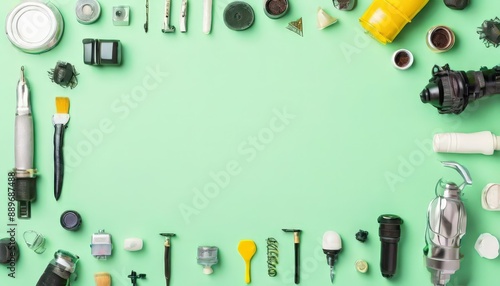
<box><xmin>359</xmin><ymin>0</ymin><xmax>429</xmax><ymax>44</ymax></box>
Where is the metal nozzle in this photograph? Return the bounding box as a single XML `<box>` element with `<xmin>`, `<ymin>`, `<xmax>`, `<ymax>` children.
<box><xmin>17</xmin><ymin>66</ymin><xmax>31</xmax><ymax>115</ymax></box>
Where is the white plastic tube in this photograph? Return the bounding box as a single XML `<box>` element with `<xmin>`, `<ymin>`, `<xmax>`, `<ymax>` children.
<box><xmin>433</xmin><ymin>131</ymin><xmax>500</xmax><ymax>155</ymax></box>
<box><xmin>203</xmin><ymin>0</ymin><xmax>212</xmax><ymax>34</ymax></box>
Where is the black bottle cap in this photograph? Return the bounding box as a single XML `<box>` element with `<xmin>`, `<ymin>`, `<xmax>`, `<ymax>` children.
<box><xmin>223</xmin><ymin>1</ymin><xmax>255</xmax><ymax>31</ymax></box>
<box><xmin>377</xmin><ymin>214</ymin><xmax>403</xmax><ymax>225</ymax></box>
<box><xmin>0</xmin><ymin>238</ymin><xmax>19</xmax><ymax>264</ymax></box>
<box><xmin>60</xmin><ymin>210</ymin><xmax>82</xmax><ymax>231</ymax></box>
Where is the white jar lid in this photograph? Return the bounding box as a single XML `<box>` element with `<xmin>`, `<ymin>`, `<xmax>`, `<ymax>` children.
<box><xmin>482</xmin><ymin>183</ymin><xmax>500</xmax><ymax>210</ymax></box>
<box><xmin>6</xmin><ymin>1</ymin><xmax>64</xmax><ymax>54</ymax></box>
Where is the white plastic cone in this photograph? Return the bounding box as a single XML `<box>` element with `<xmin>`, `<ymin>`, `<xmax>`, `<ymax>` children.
<box><xmin>317</xmin><ymin>8</ymin><xmax>337</xmax><ymax>30</ymax></box>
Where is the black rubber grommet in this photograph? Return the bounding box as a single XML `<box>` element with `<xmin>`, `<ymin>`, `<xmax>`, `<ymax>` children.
<box><xmin>223</xmin><ymin>1</ymin><xmax>255</xmax><ymax>31</ymax></box>
<box><xmin>61</xmin><ymin>210</ymin><xmax>82</xmax><ymax>231</ymax></box>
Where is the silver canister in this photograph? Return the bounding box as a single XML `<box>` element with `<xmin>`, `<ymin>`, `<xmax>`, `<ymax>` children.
<box><xmin>6</xmin><ymin>1</ymin><xmax>64</xmax><ymax>53</ymax></box>
<box><xmin>426</xmin><ymin>26</ymin><xmax>455</xmax><ymax>53</ymax></box>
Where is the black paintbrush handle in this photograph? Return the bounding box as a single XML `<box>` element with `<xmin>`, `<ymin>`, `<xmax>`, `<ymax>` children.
<box><xmin>165</xmin><ymin>245</ymin><xmax>171</xmax><ymax>286</ymax></box>
<box><xmin>294</xmin><ymin>242</ymin><xmax>300</xmax><ymax>284</ymax></box>
<box><xmin>54</xmin><ymin>124</ymin><xmax>65</xmax><ymax>200</ymax></box>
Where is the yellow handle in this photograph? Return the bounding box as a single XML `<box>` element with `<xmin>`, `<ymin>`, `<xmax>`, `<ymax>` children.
<box><xmin>245</xmin><ymin>260</ymin><xmax>251</xmax><ymax>284</ymax></box>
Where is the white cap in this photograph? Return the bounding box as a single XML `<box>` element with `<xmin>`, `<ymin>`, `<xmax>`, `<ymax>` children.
<box><xmin>482</xmin><ymin>184</ymin><xmax>500</xmax><ymax>211</ymax></box>
<box><xmin>317</xmin><ymin>7</ymin><xmax>338</xmax><ymax>30</ymax></box>
<box><xmin>322</xmin><ymin>231</ymin><xmax>342</xmax><ymax>251</ymax></box>
<box><xmin>355</xmin><ymin>260</ymin><xmax>368</xmax><ymax>273</ymax></box>
<box><xmin>475</xmin><ymin>233</ymin><xmax>499</xmax><ymax>259</ymax></box>
<box><xmin>203</xmin><ymin>266</ymin><xmax>213</xmax><ymax>275</ymax></box>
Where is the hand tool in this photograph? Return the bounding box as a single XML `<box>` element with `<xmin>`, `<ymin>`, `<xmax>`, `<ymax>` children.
<box><xmin>160</xmin><ymin>233</ymin><xmax>176</xmax><ymax>286</ymax></box>
<box><xmin>53</xmin><ymin>97</ymin><xmax>70</xmax><ymax>201</ymax></box>
<box><xmin>14</xmin><ymin>66</ymin><xmax>37</xmax><ymax>219</ymax></box>
<box><xmin>282</xmin><ymin>229</ymin><xmax>302</xmax><ymax>284</ymax></box>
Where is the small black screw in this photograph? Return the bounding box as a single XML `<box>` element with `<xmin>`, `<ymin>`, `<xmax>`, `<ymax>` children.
<box><xmin>355</xmin><ymin>230</ymin><xmax>369</xmax><ymax>243</ymax></box>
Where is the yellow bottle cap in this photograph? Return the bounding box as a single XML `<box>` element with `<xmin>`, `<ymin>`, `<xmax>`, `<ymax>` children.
<box><xmin>355</xmin><ymin>260</ymin><xmax>368</xmax><ymax>273</ymax></box>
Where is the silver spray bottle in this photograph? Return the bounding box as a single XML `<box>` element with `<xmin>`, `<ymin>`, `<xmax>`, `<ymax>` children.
<box><xmin>424</xmin><ymin>161</ymin><xmax>472</xmax><ymax>286</ymax></box>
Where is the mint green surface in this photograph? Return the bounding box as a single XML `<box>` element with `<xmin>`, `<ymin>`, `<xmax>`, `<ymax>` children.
<box><xmin>1</xmin><ymin>0</ymin><xmax>500</xmax><ymax>285</ymax></box>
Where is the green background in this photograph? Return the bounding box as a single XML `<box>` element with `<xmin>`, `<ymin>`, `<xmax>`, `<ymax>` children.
<box><xmin>1</xmin><ymin>0</ymin><xmax>500</xmax><ymax>285</ymax></box>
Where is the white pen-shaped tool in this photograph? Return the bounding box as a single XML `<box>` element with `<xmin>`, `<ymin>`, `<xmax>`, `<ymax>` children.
<box><xmin>203</xmin><ymin>0</ymin><xmax>212</xmax><ymax>34</ymax></box>
<box><xmin>180</xmin><ymin>0</ymin><xmax>188</xmax><ymax>32</ymax></box>
<box><xmin>15</xmin><ymin>66</ymin><xmax>37</xmax><ymax>219</ymax></box>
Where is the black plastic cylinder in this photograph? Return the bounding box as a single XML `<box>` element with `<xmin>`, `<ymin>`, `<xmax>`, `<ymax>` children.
<box><xmin>380</xmin><ymin>241</ymin><xmax>398</xmax><ymax>278</ymax></box>
<box><xmin>378</xmin><ymin>214</ymin><xmax>403</xmax><ymax>278</ymax></box>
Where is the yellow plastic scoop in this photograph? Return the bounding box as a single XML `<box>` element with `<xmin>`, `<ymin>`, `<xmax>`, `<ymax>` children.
<box><xmin>238</xmin><ymin>240</ymin><xmax>256</xmax><ymax>284</ymax></box>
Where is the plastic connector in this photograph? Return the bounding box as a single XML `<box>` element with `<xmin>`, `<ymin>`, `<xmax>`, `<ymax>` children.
<box><xmin>14</xmin><ymin>175</ymin><xmax>36</xmax><ymax>219</ymax></box>
<box><xmin>91</xmin><ymin>230</ymin><xmax>113</xmax><ymax>259</ymax></box>
<box><xmin>82</xmin><ymin>39</ymin><xmax>122</xmax><ymax>66</ymax></box>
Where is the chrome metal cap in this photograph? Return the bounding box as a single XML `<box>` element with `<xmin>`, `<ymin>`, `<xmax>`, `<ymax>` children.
<box><xmin>76</xmin><ymin>0</ymin><xmax>101</xmax><ymax>24</ymax></box>
<box><xmin>6</xmin><ymin>1</ymin><xmax>64</xmax><ymax>54</ymax></box>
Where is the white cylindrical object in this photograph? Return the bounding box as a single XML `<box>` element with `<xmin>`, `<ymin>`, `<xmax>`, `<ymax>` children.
<box><xmin>433</xmin><ymin>131</ymin><xmax>500</xmax><ymax>155</ymax></box>
<box><xmin>203</xmin><ymin>0</ymin><xmax>212</xmax><ymax>34</ymax></box>
<box><xmin>15</xmin><ymin>115</ymin><xmax>34</xmax><ymax>170</ymax></box>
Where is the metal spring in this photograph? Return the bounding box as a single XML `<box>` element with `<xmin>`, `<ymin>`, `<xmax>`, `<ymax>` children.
<box><xmin>266</xmin><ymin>237</ymin><xmax>279</xmax><ymax>277</ymax></box>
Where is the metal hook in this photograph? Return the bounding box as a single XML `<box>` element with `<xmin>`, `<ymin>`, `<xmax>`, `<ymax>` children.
<box><xmin>441</xmin><ymin>161</ymin><xmax>472</xmax><ymax>190</ymax></box>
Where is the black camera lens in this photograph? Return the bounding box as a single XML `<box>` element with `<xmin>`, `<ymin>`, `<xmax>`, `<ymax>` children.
<box><xmin>378</xmin><ymin>214</ymin><xmax>403</xmax><ymax>278</ymax></box>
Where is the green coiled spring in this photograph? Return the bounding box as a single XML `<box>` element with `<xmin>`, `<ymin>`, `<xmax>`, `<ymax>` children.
<box><xmin>266</xmin><ymin>237</ymin><xmax>279</xmax><ymax>277</ymax></box>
